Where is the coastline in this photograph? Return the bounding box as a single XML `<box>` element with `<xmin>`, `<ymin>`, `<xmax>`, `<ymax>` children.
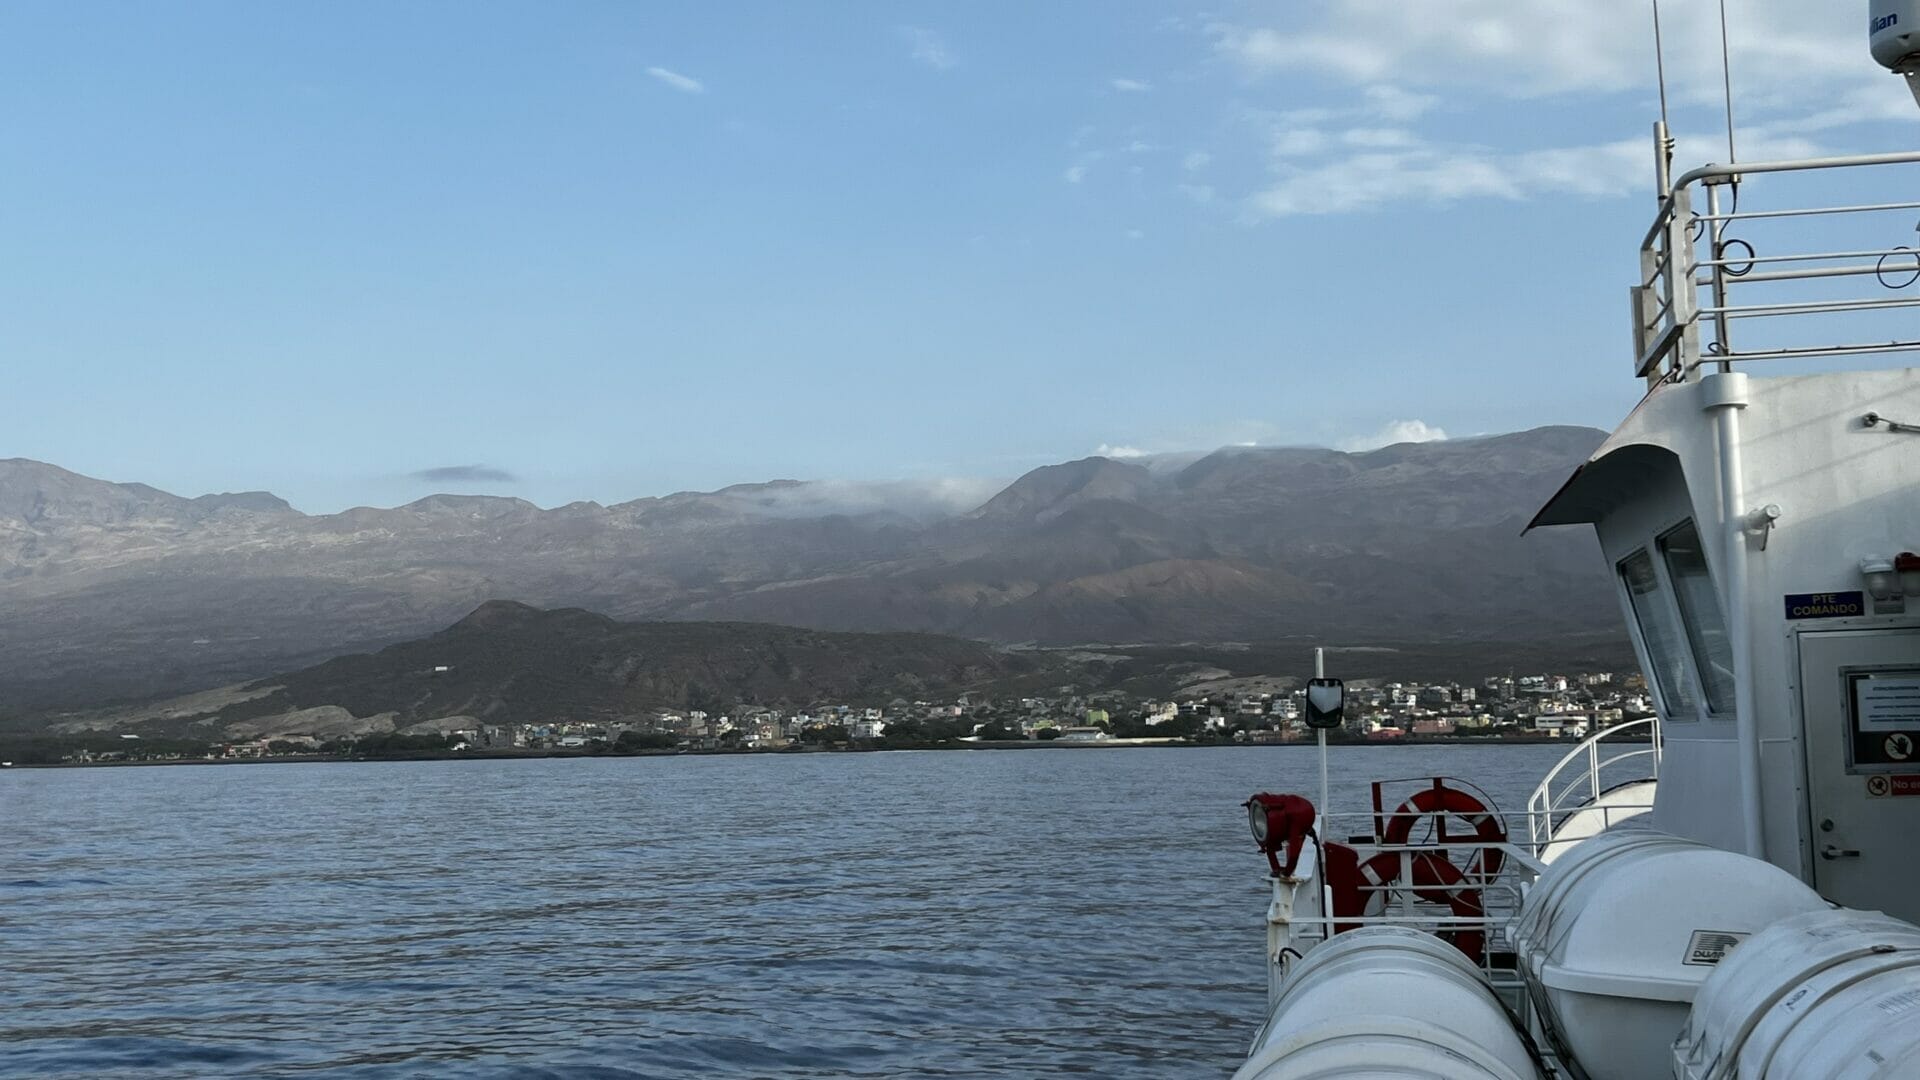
<box><xmin>7</xmin><ymin>733</ymin><xmax>1620</xmax><ymax>769</ymax></box>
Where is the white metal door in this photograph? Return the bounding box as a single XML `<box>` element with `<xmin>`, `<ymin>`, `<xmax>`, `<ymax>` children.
<box><xmin>1800</xmin><ymin>628</ymin><xmax>1920</xmax><ymax>922</ymax></box>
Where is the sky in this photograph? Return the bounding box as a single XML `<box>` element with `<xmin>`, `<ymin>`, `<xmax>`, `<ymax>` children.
<box><xmin>3</xmin><ymin>2</ymin><xmax>1916</xmax><ymax>514</ymax></box>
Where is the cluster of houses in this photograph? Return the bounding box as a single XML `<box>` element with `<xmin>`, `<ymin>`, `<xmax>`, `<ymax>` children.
<box><xmin>1281</xmin><ymin>672</ymin><xmax>1652</xmax><ymax>742</ymax></box>
<box><xmin>60</xmin><ymin>671</ymin><xmax>1652</xmax><ymax>763</ymax></box>
<box><xmin>294</xmin><ymin>671</ymin><xmax>1650</xmax><ymax>755</ymax></box>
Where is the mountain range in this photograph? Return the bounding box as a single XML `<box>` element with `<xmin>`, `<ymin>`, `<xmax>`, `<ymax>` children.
<box><xmin>0</xmin><ymin>426</ymin><xmax>1617</xmax><ymax>710</ymax></box>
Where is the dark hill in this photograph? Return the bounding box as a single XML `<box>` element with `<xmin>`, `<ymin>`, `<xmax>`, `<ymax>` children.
<box><xmin>197</xmin><ymin>601</ymin><xmax>1036</xmax><ymax>731</ymax></box>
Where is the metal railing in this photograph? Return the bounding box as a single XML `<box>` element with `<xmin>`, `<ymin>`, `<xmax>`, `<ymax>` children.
<box><xmin>1633</xmin><ymin>151</ymin><xmax>1920</xmax><ymax>385</ymax></box>
<box><xmin>1255</xmin><ymin>813</ymin><xmax>1599</xmax><ymax>1068</ymax></box>
<box><xmin>1264</xmin><ymin>807</ymin><xmax>1543</xmax><ymax>941</ymax></box>
<box><xmin>1257</xmin><ymin>753</ymin><xmax>1663</xmax><ymax>1035</ymax></box>
<box><xmin>1259</xmin><ymin>824</ymin><xmax>1550</xmax><ymax>1033</ymax></box>
<box><xmin>1263</xmin><ymin>765</ymin><xmax>1659</xmax><ymax>991</ymax></box>
<box><xmin>1524</xmin><ymin>717</ymin><xmax>1662</xmax><ymax>856</ymax></box>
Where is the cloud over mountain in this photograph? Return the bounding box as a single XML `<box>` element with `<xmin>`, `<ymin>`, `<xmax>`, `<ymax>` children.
<box><xmin>1338</xmin><ymin>419</ymin><xmax>1450</xmax><ymax>452</ymax></box>
<box><xmin>412</xmin><ymin>464</ymin><xmax>518</xmax><ymax>484</ymax></box>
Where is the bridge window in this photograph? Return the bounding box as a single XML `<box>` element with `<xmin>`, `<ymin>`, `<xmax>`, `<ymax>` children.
<box><xmin>1659</xmin><ymin>520</ymin><xmax>1735</xmax><ymax>716</ymax></box>
<box><xmin>1620</xmin><ymin>548</ymin><xmax>1699</xmax><ymax>720</ymax></box>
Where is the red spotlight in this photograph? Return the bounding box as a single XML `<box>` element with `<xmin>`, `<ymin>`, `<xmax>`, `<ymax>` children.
<box><xmin>1244</xmin><ymin>793</ymin><xmax>1316</xmax><ymax>878</ymax></box>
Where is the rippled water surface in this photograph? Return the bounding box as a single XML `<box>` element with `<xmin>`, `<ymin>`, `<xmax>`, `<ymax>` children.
<box><xmin>2</xmin><ymin>745</ymin><xmax>1569</xmax><ymax>1078</ymax></box>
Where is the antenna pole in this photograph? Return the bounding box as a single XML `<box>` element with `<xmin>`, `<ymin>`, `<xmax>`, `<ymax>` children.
<box><xmin>1315</xmin><ymin>647</ymin><xmax>1329</xmax><ymax>817</ymax></box>
<box><xmin>1651</xmin><ymin>0</ymin><xmax>1672</xmax><ymax>132</ymax></box>
<box><xmin>1650</xmin><ymin>1</ymin><xmax>1674</xmax><ymax>198</ymax></box>
<box><xmin>1655</xmin><ymin>120</ymin><xmax>1673</xmax><ymax>200</ymax></box>
<box><xmin>1718</xmin><ymin>0</ymin><xmax>1738</xmax><ymax>164</ymax></box>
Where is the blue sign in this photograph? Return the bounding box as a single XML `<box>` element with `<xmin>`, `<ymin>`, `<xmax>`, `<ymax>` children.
<box><xmin>1784</xmin><ymin>591</ymin><xmax>1866</xmax><ymax>619</ymax></box>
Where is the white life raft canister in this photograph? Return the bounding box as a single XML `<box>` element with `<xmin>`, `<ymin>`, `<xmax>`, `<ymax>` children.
<box><xmin>1675</xmin><ymin>907</ymin><xmax>1920</xmax><ymax>1079</ymax></box>
<box><xmin>1234</xmin><ymin>925</ymin><xmax>1543</xmax><ymax>1080</ymax></box>
<box><xmin>1509</xmin><ymin>826</ymin><xmax>1826</xmax><ymax>1080</ymax></box>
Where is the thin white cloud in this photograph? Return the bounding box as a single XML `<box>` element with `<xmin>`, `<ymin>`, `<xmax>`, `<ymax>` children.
<box><xmin>1768</xmin><ymin>83</ymin><xmax>1920</xmax><ymax>134</ymax></box>
<box><xmin>1245</xmin><ymin>129</ymin><xmax>1824</xmax><ymax>219</ymax></box>
<box><xmin>1270</xmin><ymin>129</ymin><xmax>1328</xmax><ymax>157</ymax></box>
<box><xmin>901</xmin><ymin>26</ymin><xmax>956</xmax><ymax>70</ymax></box>
<box><xmin>1092</xmin><ymin>422</ymin><xmax>1286</xmax><ymax>461</ymax></box>
<box><xmin>1362</xmin><ymin>85</ymin><xmax>1439</xmax><ymax>122</ymax></box>
<box><xmin>1182</xmin><ymin>150</ymin><xmax>1212</xmax><ymax>171</ymax></box>
<box><xmin>1063</xmin><ymin>164</ymin><xmax>1088</xmax><ymax>184</ymax></box>
<box><xmin>1273</xmin><ymin>106</ymin><xmax>1337</xmax><ymax>127</ymax></box>
<box><xmin>1176</xmin><ymin>183</ymin><xmax>1215</xmax><ymax>204</ymax></box>
<box><xmin>721</xmin><ymin>477</ymin><xmax>1003</xmax><ymax>521</ymax></box>
<box><xmin>646</xmin><ymin>66</ymin><xmax>706</xmax><ymax>95</ymax></box>
<box><xmin>1190</xmin><ymin>6</ymin><xmax>1920</xmax><ymax>225</ymax></box>
<box><xmin>1341</xmin><ymin>127</ymin><xmax>1419</xmax><ymax>149</ymax></box>
<box><xmin>1249</xmin><ymin>142</ymin><xmax>1621</xmax><ymax>217</ymax></box>
<box><xmin>1338</xmin><ymin>420</ymin><xmax>1450</xmax><ymax>453</ymax></box>
<box><xmin>1210</xmin><ymin>1</ymin><xmax>1864</xmax><ymax>103</ymax></box>
<box><xmin>1124</xmin><ymin>229</ymin><xmax>1145</xmax><ymax>240</ymax></box>
<box><xmin>1112</xmin><ymin>78</ymin><xmax>1152</xmax><ymax>93</ymax></box>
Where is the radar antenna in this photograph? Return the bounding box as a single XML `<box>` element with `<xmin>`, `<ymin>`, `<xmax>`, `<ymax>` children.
<box><xmin>1870</xmin><ymin>2</ymin><xmax>1920</xmax><ymax>109</ymax></box>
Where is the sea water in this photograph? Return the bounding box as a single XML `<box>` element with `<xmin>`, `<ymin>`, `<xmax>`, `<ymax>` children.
<box><xmin>1</xmin><ymin>744</ymin><xmax>1571</xmax><ymax>1078</ymax></box>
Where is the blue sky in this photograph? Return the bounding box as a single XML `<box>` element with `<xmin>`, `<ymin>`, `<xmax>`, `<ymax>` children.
<box><xmin>3</xmin><ymin>2</ymin><xmax>1914</xmax><ymax>513</ymax></box>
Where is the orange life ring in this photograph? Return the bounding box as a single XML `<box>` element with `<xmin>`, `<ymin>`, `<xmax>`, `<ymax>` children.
<box><xmin>1322</xmin><ymin>782</ymin><xmax>1506</xmax><ymax>959</ymax></box>
<box><xmin>1379</xmin><ymin>781</ymin><xmax>1507</xmax><ymax>882</ymax></box>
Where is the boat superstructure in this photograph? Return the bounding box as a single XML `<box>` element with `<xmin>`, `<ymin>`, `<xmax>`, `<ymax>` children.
<box><xmin>1233</xmin><ymin>7</ymin><xmax>1920</xmax><ymax>1077</ymax></box>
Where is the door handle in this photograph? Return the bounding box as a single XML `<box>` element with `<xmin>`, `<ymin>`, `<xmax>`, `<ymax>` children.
<box><xmin>1822</xmin><ymin>843</ymin><xmax>1861</xmax><ymax>861</ymax></box>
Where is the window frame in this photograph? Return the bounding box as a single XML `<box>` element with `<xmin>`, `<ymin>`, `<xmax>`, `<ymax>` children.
<box><xmin>1617</xmin><ymin>542</ymin><xmax>1707</xmax><ymax>723</ymax></box>
<box><xmin>1657</xmin><ymin>518</ymin><xmax>1735</xmax><ymax>720</ymax></box>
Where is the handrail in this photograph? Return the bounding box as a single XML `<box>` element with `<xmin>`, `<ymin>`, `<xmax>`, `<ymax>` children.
<box><xmin>1524</xmin><ymin>717</ymin><xmax>1661</xmax><ymax>854</ymax></box>
<box><xmin>1631</xmin><ymin>151</ymin><xmax>1920</xmax><ymax>386</ymax></box>
<box><xmin>1673</xmin><ymin>150</ymin><xmax>1920</xmax><ymax>189</ymax></box>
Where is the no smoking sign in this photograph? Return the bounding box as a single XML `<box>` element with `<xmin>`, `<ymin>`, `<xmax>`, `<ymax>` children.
<box><xmin>1865</xmin><ymin>774</ymin><xmax>1920</xmax><ymax>798</ymax></box>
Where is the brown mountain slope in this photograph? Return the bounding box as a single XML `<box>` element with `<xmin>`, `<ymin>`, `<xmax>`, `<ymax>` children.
<box><xmin>0</xmin><ymin>426</ymin><xmax>1618</xmax><ymax>708</ymax></box>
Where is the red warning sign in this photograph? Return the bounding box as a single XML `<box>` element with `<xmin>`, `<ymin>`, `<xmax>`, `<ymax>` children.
<box><xmin>1864</xmin><ymin>774</ymin><xmax>1920</xmax><ymax>798</ymax></box>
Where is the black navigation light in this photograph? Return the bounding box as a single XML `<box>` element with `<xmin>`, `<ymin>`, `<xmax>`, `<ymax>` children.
<box><xmin>1304</xmin><ymin>677</ymin><xmax>1345</xmax><ymax>730</ymax></box>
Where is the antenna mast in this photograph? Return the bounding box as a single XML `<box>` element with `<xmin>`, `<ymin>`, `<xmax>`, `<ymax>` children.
<box><xmin>1718</xmin><ymin>0</ymin><xmax>1738</xmax><ymax>164</ymax></box>
<box><xmin>1651</xmin><ymin>0</ymin><xmax>1675</xmax><ymax>197</ymax></box>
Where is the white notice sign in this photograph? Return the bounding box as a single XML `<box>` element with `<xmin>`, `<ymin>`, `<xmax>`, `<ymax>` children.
<box><xmin>1856</xmin><ymin>675</ymin><xmax>1920</xmax><ymax>731</ymax></box>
